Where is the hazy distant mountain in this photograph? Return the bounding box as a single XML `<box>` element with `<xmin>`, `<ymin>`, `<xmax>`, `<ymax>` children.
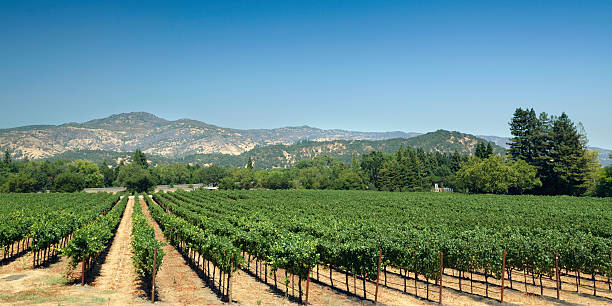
<box><xmin>0</xmin><ymin>112</ymin><xmax>419</xmax><ymax>160</ymax></box>
<box><xmin>477</xmin><ymin>135</ymin><xmax>511</xmax><ymax>148</ymax></box>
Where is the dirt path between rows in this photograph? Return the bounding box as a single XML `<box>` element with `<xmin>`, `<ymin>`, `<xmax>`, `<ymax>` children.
<box><xmin>140</xmin><ymin>197</ymin><xmax>222</xmax><ymax>305</ymax></box>
<box><xmin>92</xmin><ymin>196</ymin><xmax>141</xmax><ymax>304</ymax></box>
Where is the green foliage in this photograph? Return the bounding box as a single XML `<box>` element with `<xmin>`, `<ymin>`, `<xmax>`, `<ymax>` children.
<box><xmin>100</xmin><ymin>161</ymin><xmax>116</xmax><ymax>187</ymax></box>
<box><xmin>509</xmin><ymin>159</ymin><xmax>542</xmax><ymax>194</ymax></box>
<box><xmin>62</xmin><ymin>195</ymin><xmax>127</xmax><ymax>267</ymax></box>
<box><xmin>115</xmin><ymin>164</ymin><xmax>155</xmax><ymax>193</ymax></box>
<box><xmin>0</xmin><ymin>193</ymin><xmax>114</xmax><ymax>254</ymax></box>
<box><xmin>192</xmin><ymin>166</ymin><xmax>228</xmax><ymax>187</ymax></box>
<box><xmin>5</xmin><ymin>173</ymin><xmax>37</xmax><ymax>193</ymax></box>
<box><xmin>596</xmin><ymin>165</ymin><xmax>612</xmax><ymax>197</ymax></box>
<box><xmin>475</xmin><ymin>142</ymin><xmax>494</xmax><ymax>159</ymax></box>
<box><xmin>131</xmin><ymin>195</ymin><xmax>164</xmax><ymax>277</ymax></box>
<box><xmin>219</xmin><ymin>168</ymin><xmax>256</xmax><ymax>190</ymax></box>
<box><xmin>132</xmin><ymin>149</ymin><xmax>149</xmax><ymax>168</ymax></box>
<box><xmin>258</xmin><ymin>169</ymin><xmax>294</xmax><ymax>190</ymax></box>
<box><xmin>53</xmin><ymin>172</ymin><xmax>85</xmax><ymax>192</ymax></box>
<box><xmin>153</xmin><ymin>189</ymin><xmax>612</xmax><ymax>286</ymax></box>
<box><xmin>70</xmin><ymin>160</ymin><xmax>104</xmax><ymax>188</ymax></box>
<box><xmin>146</xmin><ymin>195</ymin><xmax>243</xmax><ymax>273</ymax></box>
<box><xmin>375</xmin><ymin>147</ymin><xmax>436</xmax><ymax>192</ymax></box>
<box><xmin>150</xmin><ymin>163</ymin><xmax>191</xmax><ymax>185</ymax></box>
<box><xmin>457</xmin><ymin>156</ymin><xmax>541</xmax><ymax>194</ymax></box>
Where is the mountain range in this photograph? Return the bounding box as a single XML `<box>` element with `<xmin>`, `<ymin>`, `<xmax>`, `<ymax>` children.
<box><xmin>0</xmin><ymin>112</ymin><xmax>609</xmax><ymax>168</ymax></box>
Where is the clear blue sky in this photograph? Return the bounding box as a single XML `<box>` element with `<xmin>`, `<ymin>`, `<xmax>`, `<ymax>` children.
<box><xmin>1</xmin><ymin>1</ymin><xmax>611</xmax><ymax>147</ymax></box>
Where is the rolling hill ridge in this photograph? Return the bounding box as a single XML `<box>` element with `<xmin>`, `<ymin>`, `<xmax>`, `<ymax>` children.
<box><xmin>6</xmin><ymin>112</ymin><xmax>608</xmax><ymax>168</ymax></box>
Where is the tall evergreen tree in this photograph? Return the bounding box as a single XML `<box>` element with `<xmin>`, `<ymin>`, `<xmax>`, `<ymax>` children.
<box><xmin>132</xmin><ymin>149</ymin><xmax>148</xmax><ymax>168</ymax></box>
<box><xmin>100</xmin><ymin>160</ymin><xmax>116</xmax><ymax>187</ymax></box>
<box><xmin>475</xmin><ymin>142</ymin><xmax>493</xmax><ymax>159</ymax></box>
<box><xmin>548</xmin><ymin>113</ymin><xmax>589</xmax><ymax>195</ymax></box>
<box><xmin>508</xmin><ymin>109</ymin><xmax>594</xmax><ymax>195</ymax></box>
<box><xmin>485</xmin><ymin>143</ymin><xmax>494</xmax><ymax>157</ymax></box>
<box><xmin>2</xmin><ymin>149</ymin><xmax>17</xmax><ymax>173</ymax></box>
<box><xmin>360</xmin><ymin>151</ymin><xmax>387</xmax><ymax>189</ymax></box>
<box><xmin>509</xmin><ymin>108</ymin><xmax>540</xmax><ymax>163</ymax></box>
<box><xmin>3</xmin><ymin>149</ymin><xmax>11</xmax><ymax>167</ymax></box>
<box><xmin>475</xmin><ymin>143</ymin><xmax>485</xmax><ymax>158</ymax></box>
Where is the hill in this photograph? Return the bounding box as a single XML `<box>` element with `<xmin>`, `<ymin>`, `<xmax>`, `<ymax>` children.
<box><xmin>152</xmin><ymin>130</ymin><xmax>504</xmax><ymax>169</ymax></box>
<box><xmin>0</xmin><ymin>112</ymin><xmax>419</xmax><ymax>160</ymax></box>
<box><xmin>6</xmin><ymin>112</ymin><xmax>606</xmax><ymax>168</ymax></box>
<box><xmin>35</xmin><ymin>130</ymin><xmax>504</xmax><ymax>169</ymax></box>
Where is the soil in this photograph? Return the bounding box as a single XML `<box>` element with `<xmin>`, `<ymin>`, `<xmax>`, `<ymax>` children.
<box><xmin>91</xmin><ymin>195</ymin><xmax>141</xmax><ymax>304</ymax></box>
<box><xmin>138</xmin><ymin>196</ymin><xmax>222</xmax><ymax>305</ymax></box>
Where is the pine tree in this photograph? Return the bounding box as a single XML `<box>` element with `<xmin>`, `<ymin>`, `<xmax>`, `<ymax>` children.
<box><xmin>485</xmin><ymin>143</ymin><xmax>494</xmax><ymax>157</ymax></box>
<box><xmin>475</xmin><ymin>143</ymin><xmax>485</xmax><ymax>158</ymax></box>
<box><xmin>548</xmin><ymin>113</ymin><xmax>589</xmax><ymax>195</ymax></box>
<box><xmin>132</xmin><ymin>149</ymin><xmax>148</xmax><ymax>168</ymax></box>
<box><xmin>3</xmin><ymin>149</ymin><xmax>11</xmax><ymax>167</ymax></box>
<box><xmin>508</xmin><ymin>108</ymin><xmax>540</xmax><ymax>163</ymax></box>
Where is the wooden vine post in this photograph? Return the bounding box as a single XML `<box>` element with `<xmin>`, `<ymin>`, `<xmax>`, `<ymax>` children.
<box><xmin>228</xmin><ymin>269</ymin><xmax>233</xmax><ymax>303</ymax></box>
<box><xmin>305</xmin><ymin>267</ymin><xmax>310</xmax><ymax>305</ymax></box>
<box><xmin>555</xmin><ymin>250</ymin><xmax>560</xmax><ymax>299</ymax></box>
<box><xmin>609</xmin><ymin>250</ymin><xmax>612</xmax><ymax>291</ymax></box>
<box><xmin>32</xmin><ymin>235</ymin><xmax>37</xmax><ymax>269</ymax></box>
<box><xmin>152</xmin><ymin>247</ymin><xmax>157</xmax><ymax>302</ymax></box>
<box><xmin>439</xmin><ymin>251</ymin><xmax>443</xmax><ymax>304</ymax></box>
<box><xmin>81</xmin><ymin>247</ymin><xmax>86</xmax><ymax>285</ymax></box>
<box><xmin>501</xmin><ymin>250</ymin><xmax>506</xmax><ymax>303</ymax></box>
<box><xmin>375</xmin><ymin>249</ymin><xmax>382</xmax><ymax>304</ymax></box>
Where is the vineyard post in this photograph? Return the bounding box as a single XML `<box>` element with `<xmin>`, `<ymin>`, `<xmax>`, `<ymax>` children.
<box><xmin>609</xmin><ymin>250</ymin><xmax>612</xmax><ymax>291</ymax></box>
<box><xmin>33</xmin><ymin>235</ymin><xmax>37</xmax><ymax>268</ymax></box>
<box><xmin>501</xmin><ymin>250</ymin><xmax>506</xmax><ymax>303</ymax></box>
<box><xmin>330</xmin><ymin>266</ymin><xmax>333</xmax><ymax>287</ymax></box>
<box><xmin>152</xmin><ymin>247</ymin><xmax>157</xmax><ymax>302</ymax></box>
<box><xmin>592</xmin><ymin>273</ymin><xmax>596</xmax><ymax>296</ymax></box>
<box><xmin>555</xmin><ymin>250</ymin><xmax>560</xmax><ymax>299</ymax></box>
<box><xmin>439</xmin><ymin>251</ymin><xmax>443</xmax><ymax>304</ymax></box>
<box><xmin>305</xmin><ymin>267</ymin><xmax>310</xmax><ymax>305</ymax></box>
<box><xmin>363</xmin><ymin>272</ymin><xmax>367</xmax><ymax>299</ymax></box>
<box><xmin>81</xmin><ymin>247</ymin><xmax>85</xmax><ymax>285</ymax></box>
<box><xmin>375</xmin><ymin>249</ymin><xmax>382</xmax><ymax>304</ymax></box>
<box><xmin>228</xmin><ymin>269</ymin><xmax>233</xmax><ymax>303</ymax></box>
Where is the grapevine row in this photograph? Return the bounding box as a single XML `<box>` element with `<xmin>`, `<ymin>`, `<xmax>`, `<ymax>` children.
<box><xmin>61</xmin><ymin>194</ymin><xmax>128</xmax><ymax>282</ymax></box>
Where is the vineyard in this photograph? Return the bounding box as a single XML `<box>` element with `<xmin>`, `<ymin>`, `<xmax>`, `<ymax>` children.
<box><xmin>149</xmin><ymin>189</ymin><xmax>612</xmax><ymax>304</ymax></box>
<box><xmin>1</xmin><ymin>190</ymin><xmax>611</xmax><ymax>305</ymax></box>
<box><xmin>0</xmin><ymin>193</ymin><xmax>119</xmax><ymax>267</ymax></box>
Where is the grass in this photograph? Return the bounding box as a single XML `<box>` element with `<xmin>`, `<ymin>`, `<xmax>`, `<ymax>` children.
<box><xmin>43</xmin><ymin>275</ymin><xmax>68</xmax><ymax>285</ymax></box>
